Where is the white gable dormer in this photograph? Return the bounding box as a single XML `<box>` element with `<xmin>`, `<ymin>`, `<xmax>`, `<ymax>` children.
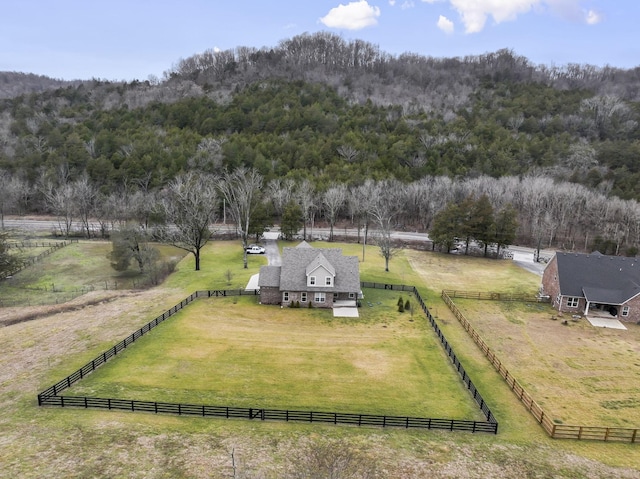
<box><xmin>306</xmin><ymin>252</ymin><xmax>336</xmax><ymax>287</ymax></box>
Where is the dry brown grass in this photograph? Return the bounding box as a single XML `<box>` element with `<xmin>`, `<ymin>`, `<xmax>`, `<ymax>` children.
<box><xmin>405</xmin><ymin>250</ymin><xmax>539</xmax><ymax>294</ymax></box>
<box><xmin>453</xmin><ymin>299</ymin><xmax>640</xmax><ymax>427</ymax></box>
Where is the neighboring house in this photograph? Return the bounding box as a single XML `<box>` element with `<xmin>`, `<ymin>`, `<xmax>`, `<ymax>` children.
<box><xmin>541</xmin><ymin>251</ymin><xmax>640</xmax><ymax>322</ymax></box>
<box><xmin>258</xmin><ymin>241</ymin><xmax>360</xmax><ymax>308</ymax></box>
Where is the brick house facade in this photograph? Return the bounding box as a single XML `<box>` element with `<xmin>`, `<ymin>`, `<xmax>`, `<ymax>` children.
<box><xmin>541</xmin><ymin>251</ymin><xmax>640</xmax><ymax>323</ymax></box>
<box><xmin>258</xmin><ymin>242</ymin><xmax>360</xmax><ymax>309</ymax></box>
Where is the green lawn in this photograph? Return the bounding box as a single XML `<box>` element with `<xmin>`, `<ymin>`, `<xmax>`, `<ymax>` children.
<box><xmin>3</xmin><ymin>237</ymin><xmax>640</xmax><ymax>476</ymax></box>
<box><xmin>0</xmin><ymin>240</ymin><xmax>188</xmax><ymax>306</ymax></box>
<box><xmin>66</xmin><ymin>291</ymin><xmax>485</xmax><ymax>420</ymax></box>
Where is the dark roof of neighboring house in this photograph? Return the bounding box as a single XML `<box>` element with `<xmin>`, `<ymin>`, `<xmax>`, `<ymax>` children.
<box><xmin>554</xmin><ymin>252</ymin><xmax>640</xmax><ymax>304</ymax></box>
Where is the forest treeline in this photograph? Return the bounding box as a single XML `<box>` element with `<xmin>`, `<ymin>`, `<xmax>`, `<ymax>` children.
<box><xmin>1</xmin><ymin>32</ymin><xmax>640</xmax><ymax>254</ymax></box>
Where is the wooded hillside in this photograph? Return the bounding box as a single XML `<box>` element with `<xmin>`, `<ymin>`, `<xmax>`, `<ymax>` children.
<box><xmin>1</xmin><ymin>32</ymin><xmax>640</xmax><ymax>253</ymax></box>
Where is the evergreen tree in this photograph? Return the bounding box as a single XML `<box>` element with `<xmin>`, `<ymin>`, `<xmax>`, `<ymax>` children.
<box><xmin>493</xmin><ymin>204</ymin><xmax>518</xmax><ymax>257</ymax></box>
<box><xmin>280</xmin><ymin>201</ymin><xmax>303</xmax><ymax>240</ymax></box>
<box><xmin>469</xmin><ymin>194</ymin><xmax>495</xmax><ymax>256</ymax></box>
<box><xmin>430</xmin><ymin>202</ymin><xmax>462</xmax><ymax>253</ymax></box>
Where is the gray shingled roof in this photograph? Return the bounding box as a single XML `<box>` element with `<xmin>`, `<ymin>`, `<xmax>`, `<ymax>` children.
<box><xmin>258</xmin><ymin>265</ymin><xmax>282</xmax><ymax>288</ymax></box>
<box><xmin>305</xmin><ymin>252</ymin><xmax>336</xmax><ymax>277</ymax></box>
<box><xmin>555</xmin><ymin>252</ymin><xmax>640</xmax><ymax>304</ymax></box>
<box><xmin>279</xmin><ymin>246</ymin><xmax>360</xmax><ymax>293</ymax></box>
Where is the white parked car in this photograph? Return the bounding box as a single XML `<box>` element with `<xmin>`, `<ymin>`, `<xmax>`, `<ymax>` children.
<box><xmin>246</xmin><ymin>245</ymin><xmax>265</xmax><ymax>254</ymax></box>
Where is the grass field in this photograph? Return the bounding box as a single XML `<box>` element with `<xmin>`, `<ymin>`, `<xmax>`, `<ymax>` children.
<box><xmin>66</xmin><ymin>292</ymin><xmax>485</xmax><ymax>420</ymax></box>
<box><xmin>0</xmin><ymin>240</ymin><xmax>187</xmax><ymax>306</ymax></box>
<box><xmin>2</xmin><ymin>235</ymin><xmax>640</xmax><ymax>478</ymax></box>
<box><xmin>452</xmin><ymin>298</ymin><xmax>640</xmax><ymax>427</ymax></box>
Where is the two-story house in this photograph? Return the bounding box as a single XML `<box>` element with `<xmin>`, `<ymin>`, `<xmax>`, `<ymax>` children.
<box><xmin>258</xmin><ymin>242</ymin><xmax>360</xmax><ymax>309</ymax></box>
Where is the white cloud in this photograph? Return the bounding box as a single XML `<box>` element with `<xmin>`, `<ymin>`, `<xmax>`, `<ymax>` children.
<box><xmin>388</xmin><ymin>0</ymin><xmax>396</xmax><ymax>5</ymax></box>
<box><xmin>421</xmin><ymin>1</ymin><xmax>601</xmax><ymax>34</ymax></box>
<box><xmin>450</xmin><ymin>0</ymin><xmax>536</xmax><ymax>33</ymax></box>
<box><xmin>320</xmin><ymin>1</ymin><xmax>381</xmax><ymax>30</ymax></box>
<box><xmin>585</xmin><ymin>9</ymin><xmax>602</xmax><ymax>25</ymax></box>
<box><xmin>437</xmin><ymin>15</ymin><xmax>454</xmax><ymax>33</ymax></box>
<box><xmin>401</xmin><ymin>1</ymin><xmax>415</xmax><ymax>9</ymax></box>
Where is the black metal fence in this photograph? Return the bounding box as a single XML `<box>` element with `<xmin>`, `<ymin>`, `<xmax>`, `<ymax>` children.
<box><xmin>1</xmin><ymin>239</ymin><xmax>77</xmax><ymax>280</ymax></box>
<box><xmin>406</xmin><ymin>285</ymin><xmax>496</xmax><ymax>424</ymax></box>
<box><xmin>37</xmin><ymin>285</ymin><xmax>497</xmax><ymax>434</ymax></box>
<box><xmin>37</xmin><ymin>395</ymin><xmax>497</xmax><ymax>433</ymax></box>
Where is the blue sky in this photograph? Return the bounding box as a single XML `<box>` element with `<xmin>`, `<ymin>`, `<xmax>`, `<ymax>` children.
<box><xmin>1</xmin><ymin>0</ymin><xmax>637</xmax><ymax>81</ymax></box>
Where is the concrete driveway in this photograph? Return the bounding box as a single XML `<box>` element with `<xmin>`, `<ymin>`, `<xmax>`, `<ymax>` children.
<box><xmin>508</xmin><ymin>246</ymin><xmax>553</xmax><ymax>276</ymax></box>
<box><xmin>245</xmin><ymin>232</ymin><xmax>281</xmax><ymax>290</ymax></box>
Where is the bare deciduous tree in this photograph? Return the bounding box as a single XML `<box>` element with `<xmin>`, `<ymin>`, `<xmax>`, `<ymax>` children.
<box><xmin>336</xmin><ymin>144</ymin><xmax>359</xmax><ymax>163</ymax></box>
<box><xmin>40</xmin><ymin>178</ymin><xmax>75</xmax><ymax>238</ymax></box>
<box><xmin>158</xmin><ymin>172</ymin><xmax>219</xmax><ymax>271</ymax></box>
<box><xmin>218</xmin><ymin>167</ymin><xmax>263</xmax><ymax>268</ymax></box>
<box><xmin>0</xmin><ymin>171</ymin><xmax>27</xmax><ymax>230</ymax></box>
<box><xmin>323</xmin><ymin>183</ymin><xmax>347</xmax><ymax>241</ymax></box>
<box><xmin>267</xmin><ymin>177</ymin><xmax>295</xmax><ymax>219</ymax></box>
<box><xmin>73</xmin><ymin>174</ymin><xmax>98</xmax><ymax>238</ymax></box>
<box><xmin>368</xmin><ymin>180</ymin><xmax>405</xmax><ymax>272</ymax></box>
<box><xmin>295</xmin><ymin>179</ymin><xmax>317</xmax><ymax>241</ymax></box>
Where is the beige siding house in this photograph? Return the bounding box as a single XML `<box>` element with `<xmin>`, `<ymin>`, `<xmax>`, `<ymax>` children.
<box><xmin>258</xmin><ymin>242</ymin><xmax>360</xmax><ymax>309</ymax></box>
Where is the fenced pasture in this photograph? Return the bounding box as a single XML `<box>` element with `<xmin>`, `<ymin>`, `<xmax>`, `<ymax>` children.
<box><xmin>38</xmin><ymin>286</ymin><xmax>497</xmax><ymax>434</ymax></box>
<box><xmin>0</xmin><ymin>240</ymin><xmax>187</xmax><ymax>307</ymax></box>
<box><xmin>443</xmin><ymin>292</ymin><xmax>640</xmax><ymax>442</ymax></box>
<box><xmin>404</xmin><ymin>249</ymin><xmax>539</xmax><ymax>294</ymax></box>
<box><xmin>0</xmin><ymin>239</ymin><xmax>76</xmax><ymax>281</ymax></box>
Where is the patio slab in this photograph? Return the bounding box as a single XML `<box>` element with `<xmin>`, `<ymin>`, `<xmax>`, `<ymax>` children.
<box><xmin>586</xmin><ymin>317</ymin><xmax>627</xmax><ymax>330</ymax></box>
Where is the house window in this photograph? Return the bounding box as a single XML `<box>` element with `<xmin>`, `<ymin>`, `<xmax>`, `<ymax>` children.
<box><xmin>309</xmin><ymin>276</ymin><xmax>316</xmax><ymax>286</ymax></box>
<box><xmin>301</xmin><ymin>292</ymin><xmax>307</xmax><ymax>302</ymax></box>
<box><xmin>314</xmin><ymin>292</ymin><xmax>325</xmax><ymax>303</ymax></box>
<box><xmin>348</xmin><ymin>292</ymin><xmax>355</xmax><ymax>299</ymax></box>
<box><xmin>566</xmin><ymin>297</ymin><xmax>579</xmax><ymax>308</ymax></box>
<box><xmin>333</xmin><ymin>292</ymin><xmax>338</xmax><ymax>300</ymax></box>
<box><xmin>325</xmin><ymin>276</ymin><xmax>333</xmax><ymax>286</ymax></box>
<box><xmin>283</xmin><ymin>292</ymin><xmax>289</xmax><ymax>302</ymax></box>
<box><xmin>622</xmin><ymin>306</ymin><xmax>630</xmax><ymax>317</ymax></box>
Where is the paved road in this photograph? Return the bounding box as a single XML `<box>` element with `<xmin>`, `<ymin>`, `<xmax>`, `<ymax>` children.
<box><xmin>5</xmin><ymin>217</ymin><xmax>552</xmax><ymax>276</ymax></box>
